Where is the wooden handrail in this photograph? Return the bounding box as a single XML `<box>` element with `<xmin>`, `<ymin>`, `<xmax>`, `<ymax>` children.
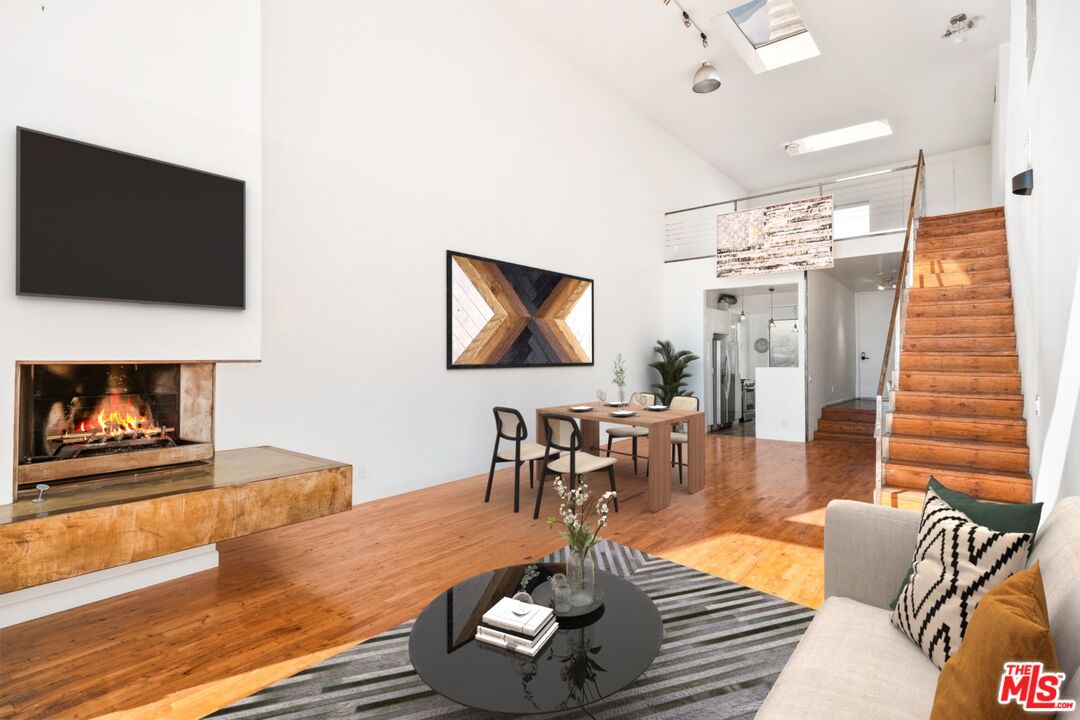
<box><xmin>877</xmin><ymin>150</ymin><xmax>926</xmax><ymax>396</ymax></box>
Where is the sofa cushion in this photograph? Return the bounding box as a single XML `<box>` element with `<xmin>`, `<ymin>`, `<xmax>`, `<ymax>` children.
<box><xmin>891</xmin><ymin>489</ymin><xmax>1033</xmax><ymax>668</ymax></box>
<box><xmin>1028</xmin><ymin>496</ymin><xmax>1080</xmax><ymax>704</ymax></box>
<box><xmin>755</xmin><ymin>596</ymin><xmax>939</xmax><ymax>720</ymax></box>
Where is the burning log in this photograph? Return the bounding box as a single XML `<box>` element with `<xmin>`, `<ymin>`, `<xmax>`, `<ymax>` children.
<box><xmin>48</xmin><ymin>427</ymin><xmax>175</xmax><ymax>444</ymax></box>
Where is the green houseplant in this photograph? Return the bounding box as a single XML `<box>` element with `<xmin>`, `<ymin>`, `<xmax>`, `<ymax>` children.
<box><xmin>648</xmin><ymin>340</ymin><xmax>699</xmax><ymax>405</ymax></box>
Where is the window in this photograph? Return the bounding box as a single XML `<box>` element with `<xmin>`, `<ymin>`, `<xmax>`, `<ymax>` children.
<box><xmin>728</xmin><ymin>0</ymin><xmax>807</xmax><ymax>48</ymax></box>
<box><xmin>833</xmin><ymin>202</ymin><xmax>871</xmax><ymax>239</ymax></box>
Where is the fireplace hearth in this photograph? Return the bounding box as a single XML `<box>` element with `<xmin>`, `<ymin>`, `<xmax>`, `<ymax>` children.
<box><xmin>15</xmin><ymin>362</ymin><xmax>215</xmax><ymax>491</ymax></box>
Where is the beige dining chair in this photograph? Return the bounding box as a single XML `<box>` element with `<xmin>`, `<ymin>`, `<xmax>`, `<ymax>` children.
<box><xmin>604</xmin><ymin>391</ymin><xmax>656</xmax><ymax>475</ymax></box>
<box><xmin>486</xmin><ymin>407</ymin><xmax>557</xmax><ymax>513</ymax></box>
<box><xmin>669</xmin><ymin>395</ymin><xmax>699</xmax><ymax>484</ymax></box>
<box><xmin>535</xmin><ymin>414</ymin><xmax>619</xmax><ymax>520</ymax></box>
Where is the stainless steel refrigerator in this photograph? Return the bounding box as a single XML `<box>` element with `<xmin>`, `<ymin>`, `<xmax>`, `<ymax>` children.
<box><xmin>712</xmin><ymin>336</ymin><xmax>739</xmax><ymax>429</ymax></box>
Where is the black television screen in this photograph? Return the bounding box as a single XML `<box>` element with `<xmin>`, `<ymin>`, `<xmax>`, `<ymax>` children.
<box><xmin>17</xmin><ymin>128</ymin><xmax>245</xmax><ymax>309</ymax></box>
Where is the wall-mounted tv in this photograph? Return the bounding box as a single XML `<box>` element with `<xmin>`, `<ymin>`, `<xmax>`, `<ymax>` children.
<box><xmin>17</xmin><ymin>127</ymin><xmax>245</xmax><ymax>309</ymax></box>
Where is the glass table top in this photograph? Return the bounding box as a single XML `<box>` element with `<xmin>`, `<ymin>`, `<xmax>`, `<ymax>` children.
<box><xmin>408</xmin><ymin>563</ymin><xmax>663</xmax><ymax>715</ymax></box>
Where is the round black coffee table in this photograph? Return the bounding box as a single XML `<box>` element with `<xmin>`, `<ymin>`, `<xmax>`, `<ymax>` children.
<box><xmin>409</xmin><ymin>563</ymin><xmax>663</xmax><ymax>715</ymax></box>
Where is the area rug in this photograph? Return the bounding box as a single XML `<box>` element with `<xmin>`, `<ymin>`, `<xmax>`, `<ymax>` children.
<box><xmin>209</xmin><ymin>542</ymin><xmax>813</xmax><ymax>719</ymax></box>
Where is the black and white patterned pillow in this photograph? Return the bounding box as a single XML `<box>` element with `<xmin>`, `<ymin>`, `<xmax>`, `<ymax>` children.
<box><xmin>890</xmin><ymin>489</ymin><xmax>1033</xmax><ymax>668</ymax></box>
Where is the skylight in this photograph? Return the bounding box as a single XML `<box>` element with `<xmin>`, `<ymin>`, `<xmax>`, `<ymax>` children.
<box><xmin>712</xmin><ymin>0</ymin><xmax>819</xmax><ymax>73</ymax></box>
<box><xmin>729</xmin><ymin>0</ymin><xmax>806</xmax><ymax>49</ymax></box>
<box><xmin>783</xmin><ymin>120</ymin><xmax>893</xmax><ymax>156</ymax></box>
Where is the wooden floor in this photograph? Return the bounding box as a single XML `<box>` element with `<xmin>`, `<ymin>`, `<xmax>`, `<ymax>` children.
<box><xmin>0</xmin><ymin>434</ymin><xmax>873</xmax><ymax>719</ymax></box>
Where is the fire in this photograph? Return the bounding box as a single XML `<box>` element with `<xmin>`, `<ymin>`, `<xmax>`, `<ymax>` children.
<box><xmin>69</xmin><ymin>394</ymin><xmax>165</xmax><ymax>440</ymax></box>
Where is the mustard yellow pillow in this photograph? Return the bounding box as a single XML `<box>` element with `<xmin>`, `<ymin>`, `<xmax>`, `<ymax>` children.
<box><xmin>931</xmin><ymin>563</ymin><xmax>1061</xmax><ymax>719</ymax></box>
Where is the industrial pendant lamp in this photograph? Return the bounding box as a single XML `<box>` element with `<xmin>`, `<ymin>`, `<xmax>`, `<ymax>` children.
<box><xmin>768</xmin><ymin>288</ymin><xmax>776</xmax><ymax>329</ymax></box>
<box><xmin>739</xmin><ymin>288</ymin><xmax>747</xmax><ymax>322</ymax></box>
<box><xmin>692</xmin><ymin>61</ymin><xmax>722</xmax><ymax>93</ymax></box>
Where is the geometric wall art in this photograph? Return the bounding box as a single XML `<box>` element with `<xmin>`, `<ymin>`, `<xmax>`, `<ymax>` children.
<box><xmin>447</xmin><ymin>251</ymin><xmax>593</xmax><ymax>368</ymax></box>
<box><xmin>716</xmin><ymin>195</ymin><xmax>834</xmax><ymax>277</ymax></box>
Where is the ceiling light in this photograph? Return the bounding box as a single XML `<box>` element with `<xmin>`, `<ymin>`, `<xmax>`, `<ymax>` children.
<box><xmin>683</xmin><ymin>11</ymin><xmax>692</xmax><ymax>27</ymax></box>
<box><xmin>942</xmin><ymin>12</ymin><xmax>977</xmax><ymax>43</ymax></box>
<box><xmin>768</xmin><ymin>287</ymin><xmax>776</xmax><ymax>328</ymax></box>
<box><xmin>783</xmin><ymin>120</ymin><xmax>892</xmax><ymax>156</ymax></box>
<box><xmin>793</xmin><ymin>321</ymin><xmax>798</xmax><ymax>333</ymax></box>
<box><xmin>692</xmin><ymin>62</ymin><xmax>722</xmax><ymax>93</ymax></box>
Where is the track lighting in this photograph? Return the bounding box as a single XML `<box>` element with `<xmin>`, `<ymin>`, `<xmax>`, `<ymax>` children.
<box><xmin>701</xmin><ymin>32</ymin><xmax>708</xmax><ymax>49</ymax></box>
<box><xmin>682</xmin><ymin>11</ymin><xmax>691</xmax><ymax>27</ymax></box>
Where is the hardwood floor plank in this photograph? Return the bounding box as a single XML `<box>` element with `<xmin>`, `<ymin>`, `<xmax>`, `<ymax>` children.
<box><xmin>0</xmin><ymin>434</ymin><xmax>873</xmax><ymax>719</ymax></box>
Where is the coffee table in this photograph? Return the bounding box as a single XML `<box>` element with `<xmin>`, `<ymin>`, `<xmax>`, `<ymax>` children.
<box><xmin>408</xmin><ymin>563</ymin><xmax>663</xmax><ymax>715</ymax></box>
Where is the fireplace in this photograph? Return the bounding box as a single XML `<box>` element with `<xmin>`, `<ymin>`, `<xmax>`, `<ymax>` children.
<box><xmin>14</xmin><ymin>362</ymin><xmax>215</xmax><ymax>491</ymax></box>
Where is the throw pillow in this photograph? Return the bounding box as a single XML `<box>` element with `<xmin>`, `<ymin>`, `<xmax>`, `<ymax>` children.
<box><xmin>891</xmin><ymin>488</ymin><xmax>1034</xmax><ymax>668</ymax></box>
<box><xmin>890</xmin><ymin>476</ymin><xmax>1042</xmax><ymax>609</ymax></box>
<box><xmin>931</xmin><ymin>563</ymin><xmax>1060</xmax><ymax>720</ymax></box>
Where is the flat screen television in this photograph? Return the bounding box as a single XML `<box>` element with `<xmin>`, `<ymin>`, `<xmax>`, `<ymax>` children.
<box><xmin>16</xmin><ymin>127</ymin><xmax>245</xmax><ymax>308</ymax></box>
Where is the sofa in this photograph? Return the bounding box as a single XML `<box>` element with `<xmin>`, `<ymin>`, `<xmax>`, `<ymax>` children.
<box><xmin>756</xmin><ymin>496</ymin><xmax>1080</xmax><ymax>719</ymax></box>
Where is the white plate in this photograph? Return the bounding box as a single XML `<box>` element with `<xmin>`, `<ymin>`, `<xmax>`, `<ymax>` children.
<box><xmin>604</xmin><ymin>401</ymin><xmax>628</xmax><ymax>407</ymax></box>
<box><xmin>610</xmin><ymin>410</ymin><xmax>636</xmax><ymax>417</ymax></box>
<box><xmin>646</xmin><ymin>405</ymin><xmax>668</xmax><ymax>411</ymax></box>
<box><xmin>569</xmin><ymin>405</ymin><xmax>593</xmax><ymax>412</ymax></box>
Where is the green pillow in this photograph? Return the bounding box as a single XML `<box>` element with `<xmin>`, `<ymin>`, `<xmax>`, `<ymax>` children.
<box><xmin>889</xmin><ymin>476</ymin><xmax>1042</xmax><ymax>609</ymax></box>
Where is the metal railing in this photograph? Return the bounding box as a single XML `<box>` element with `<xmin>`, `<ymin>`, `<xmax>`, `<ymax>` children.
<box><xmin>874</xmin><ymin>150</ymin><xmax>927</xmax><ymax>504</ymax></box>
<box><xmin>664</xmin><ymin>162</ymin><xmax>918</xmax><ymax>262</ymax></box>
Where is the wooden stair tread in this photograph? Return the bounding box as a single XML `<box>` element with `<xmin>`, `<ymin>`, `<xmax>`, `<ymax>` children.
<box><xmin>895</xmin><ymin>389</ymin><xmax>1023</xmax><ymax>400</ymax></box>
<box><xmin>900</xmin><ymin>369</ymin><xmax>1019</xmax><ymax>376</ymax></box>
<box><xmin>919</xmin><ymin>207</ymin><xmax>1004</xmax><ymax>223</ymax></box>
<box><xmin>887</xmin><ymin>433</ymin><xmax>1028</xmax><ymax>452</ymax></box>
<box><xmin>813</xmin><ymin>432</ymin><xmax>875</xmax><ymax>443</ymax></box>
<box><xmin>902</xmin><ymin>350</ymin><xmax>1018</xmax><ymax>356</ymax></box>
<box><xmin>884</xmin><ymin>459</ymin><xmax>1029</xmax><ymax>482</ymax></box>
<box><xmin>890</xmin><ymin>411</ymin><xmax>1025</xmax><ymax>426</ymax></box>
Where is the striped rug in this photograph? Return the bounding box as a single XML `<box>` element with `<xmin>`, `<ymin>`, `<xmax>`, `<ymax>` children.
<box><xmin>210</xmin><ymin>542</ymin><xmax>813</xmax><ymax>719</ymax></box>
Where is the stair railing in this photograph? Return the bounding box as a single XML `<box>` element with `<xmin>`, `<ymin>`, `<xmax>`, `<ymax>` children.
<box><xmin>875</xmin><ymin>150</ymin><xmax>927</xmax><ymax>504</ymax></box>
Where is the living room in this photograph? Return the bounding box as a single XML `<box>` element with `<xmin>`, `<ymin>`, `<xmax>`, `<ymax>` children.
<box><xmin>2</xmin><ymin>1</ymin><xmax>1079</xmax><ymax>718</ymax></box>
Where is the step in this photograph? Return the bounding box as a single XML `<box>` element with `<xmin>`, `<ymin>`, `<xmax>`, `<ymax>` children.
<box><xmin>897</xmin><ymin>370</ymin><xmax>1021</xmax><ymax>394</ymax></box>
<box><xmin>892</xmin><ymin>390</ymin><xmax>1024</xmax><ymax>418</ymax></box>
<box><xmin>904</xmin><ymin>315</ymin><xmax>1014</xmax><ymax>336</ymax></box>
<box><xmin>817</xmin><ymin>418</ymin><xmax>875</xmax><ymax>435</ymax></box>
<box><xmin>913</xmin><ymin>255</ymin><xmax>1009</xmax><ymax>275</ymax></box>
<box><xmin>820</xmin><ymin>407</ymin><xmax>876</xmax><ymax>423</ymax></box>
<box><xmin>918</xmin><ymin>218</ymin><xmax>1005</xmax><ymax>239</ymax></box>
<box><xmin>813</xmin><ymin>431</ymin><xmax>875</xmax><ymax>445</ymax></box>
<box><xmin>919</xmin><ymin>207</ymin><xmax>1004</xmax><ymax>226</ymax></box>
<box><xmin>900</xmin><ymin>352</ymin><xmax>1019</xmax><ymax>372</ymax></box>
<box><xmin>888</xmin><ymin>412</ymin><xmax>1027</xmax><ymax>443</ymax></box>
<box><xmin>879</xmin><ymin>486</ymin><xmax>926</xmax><ymax>512</ymax></box>
<box><xmin>913</xmin><ymin>267</ymin><xmax>1012</xmax><ymax>288</ymax></box>
<box><xmin>905</xmin><ymin>299</ymin><xmax>1014</xmax><ymax>319</ymax></box>
<box><xmin>902</xmin><ymin>334</ymin><xmax>1016</xmax><ymax>352</ymax></box>
<box><xmin>907</xmin><ymin>283</ymin><xmax>1013</xmax><ymax>304</ymax></box>
<box><xmin>915</xmin><ymin>242</ymin><xmax>1007</xmax><ymax>261</ymax></box>
<box><xmin>917</xmin><ymin>229</ymin><xmax>1006</xmax><ymax>252</ymax></box>
<box><xmin>883</xmin><ymin>460</ymin><xmax>1031</xmax><ymax>503</ymax></box>
<box><xmin>886</xmin><ymin>434</ymin><xmax>1030</xmax><ymax>473</ymax></box>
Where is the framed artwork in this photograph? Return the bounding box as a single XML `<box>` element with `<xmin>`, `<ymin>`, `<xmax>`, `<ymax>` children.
<box><xmin>446</xmin><ymin>251</ymin><xmax>594</xmax><ymax>369</ymax></box>
<box><xmin>716</xmin><ymin>195</ymin><xmax>834</xmax><ymax>277</ymax></box>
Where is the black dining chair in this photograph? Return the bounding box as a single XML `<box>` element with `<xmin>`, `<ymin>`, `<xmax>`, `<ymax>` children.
<box><xmin>534</xmin><ymin>414</ymin><xmax>619</xmax><ymax>520</ymax></box>
<box><xmin>485</xmin><ymin>407</ymin><xmax>557</xmax><ymax>513</ymax></box>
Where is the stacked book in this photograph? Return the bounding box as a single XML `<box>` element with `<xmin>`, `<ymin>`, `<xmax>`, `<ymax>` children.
<box><xmin>475</xmin><ymin>597</ymin><xmax>558</xmax><ymax>657</ymax></box>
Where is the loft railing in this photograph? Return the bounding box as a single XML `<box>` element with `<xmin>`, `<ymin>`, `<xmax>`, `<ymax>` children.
<box><xmin>874</xmin><ymin>150</ymin><xmax>927</xmax><ymax>504</ymax></box>
<box><xmin>664</xmin><ymin>161</ymin><xmax>918</xmax><ymax>263</ymax></box>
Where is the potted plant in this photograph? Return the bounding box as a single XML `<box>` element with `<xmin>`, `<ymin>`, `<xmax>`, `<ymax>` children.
<box><xmin>611</xmin><ymin>354</ymin><xmax>627</xmax><ymax>404</ymax></box>
<box><xmin>547</xmin><ymin>477</ymin><xmax>615</xmax><ymax>608</ymax></box>
<box><xmin>648</xmin><ymin>339</ymin><xmax>699</xmax><ymax>405</ymax></box>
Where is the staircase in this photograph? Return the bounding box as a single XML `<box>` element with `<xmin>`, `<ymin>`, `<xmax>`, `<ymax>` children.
<box><xmin>880</xmin><ymin>207</ymin><xmax>1032</xmax><ymax>510</ymax></box>
<box><xmin>814</xmin><ymin>401</ymin><xmax>875</xmax><ymax>444</ymax></box>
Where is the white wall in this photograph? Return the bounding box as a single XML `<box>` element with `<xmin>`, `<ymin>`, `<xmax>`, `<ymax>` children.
<box><xmin>922</xmin><ymin>145</ymin><xmax>993</xmax><ymax>216</ymax></box>
<box><xmin>806</xmin><ymin>272</ymin><xmax>856</xmax><ymax>435</ymax></box>
<box><xmin>220</xmin><ymin>0</ymin><xmax>743</xmax><ymax>502</ymax></box>
<box><xmin>755</xmin><ymin>367</ymin><xmax>805</xmax><ymax>443</ymax></box>
<box><xmin>0</xmin><ymin>0</ymin><xmax>262</xmax><ymax>506</ymax></box>
<box><xmin>994</xmin><ymin>0</ymin><xmax>1080</xmax><ymax>505</ymax></box>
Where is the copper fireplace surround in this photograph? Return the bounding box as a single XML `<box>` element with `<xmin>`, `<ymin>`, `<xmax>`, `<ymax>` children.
<box><xmin>14</xmin><ymin>361</ymin><xmax>215</xmax><ymax>491</ymax></box>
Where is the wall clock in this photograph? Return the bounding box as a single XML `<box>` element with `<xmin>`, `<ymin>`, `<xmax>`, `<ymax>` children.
<box><xmin>754</xmin><ymin>338</ymin><xmax>770</xmax><ymax>353</ymax></box>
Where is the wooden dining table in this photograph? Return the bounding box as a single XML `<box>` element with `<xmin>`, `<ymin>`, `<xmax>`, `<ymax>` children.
<box><xmin>534</xmin><ymin>401</ymin><xmax>705</xmax><ymax>512</ymax></box>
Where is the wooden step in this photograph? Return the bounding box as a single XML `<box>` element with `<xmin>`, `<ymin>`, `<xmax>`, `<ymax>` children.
<box><xmin>918</xmin><ymin>218</ymin><xmax>1005</xmax><ymax>239</ymax></box>
<box><xmin>916</xmin><ymin>229</ymin><xmax>1006</xmax><ymax>252</ymax></box>
<box><xmin>904</xmin><ymin>315</ymin><xmax>1014</xmax><ymax>336</ymax></box>
<box><xmin>883</xmin><ymin>460</ymin><xmax>1031</xmax><ymax>503</ymax></box>
<box><xmin>914</xmin><ymin>267</ymin><xmax>1012</xmax><ymax>288</ymax></box>
<box><xmin>892</xmin><ymin>390</ymin><xmax>1024</xmax><ymax>418</ymax></box>
<box><xmin>879</xmin><ymin>485</ymin><xmax>927</xmax><ymax>512</ymax></box>
<box><xmin>919</xmin><ymin>207</ymin><xmax>1004</xmax><ymax>226</ymax></box>
<box><xmin>900</xmin><ymin>352</ymin><xmax>1018</xmax><ymax>372</ymax></box>
<box><xmin>898</xmin><ymin>370</ymin><xmax>1021</xmax><ymax>394</ymax></box>
<box><xmin>902</xmin><ymin>334</ymin><xmax>1016</xmax><ymax>352</ymax></box>
<box><xmin>813</xmin><ymin>431</ymin><xmax>875</xmax><ymax>445</ymax></box>
<box><xmin>915</xmin><ymin>242</ymin><xmax>1007</xmax><ymax>261</ymax></box>
<box><xmin>886</xmin><ymin>434</ymin><xmax>1029</xmax><ymax>473</ymax></box>
<box><xmin>820</xmin><ymin>408</ymin><xmax>875</xmax><ymax>423</ymax></box>
<box><xmin>905</xmin><ymin>299</ymin><xmax>1014</xmax><ymax>319</ymax></box>
<box><xmin>907</xmin><ymin>283</ymin><xmax>1012</xmax><ymax>304</ymax></box>
<box><xmin>889</xmin><ymin>412</ymin><xmax>1027</xmax><ymax>443</ymax></box>
<box><xmin>913</xmin><ymin>255</ymin><xmax>1009</xmax><ymax>275</ymax></box>
<box><xmin>817</xmin><ymin>418</ymin><xmax>875</xmax><ymax>436</ymax></box>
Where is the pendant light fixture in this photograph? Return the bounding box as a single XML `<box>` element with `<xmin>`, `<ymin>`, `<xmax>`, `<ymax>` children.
<box><xmin>739</xmin><ymin>288</ymin><xmax>747</xmax><ymax>322</ymax></box>
<box><xmin>692</xmin><ymin>62</ymin><xmax>722</xmax><ymax>94</ymax></box>
<box><xmin>768</xmin><ymin>288</ymin><xmax>776</xmax><ymax>329</ymax></box>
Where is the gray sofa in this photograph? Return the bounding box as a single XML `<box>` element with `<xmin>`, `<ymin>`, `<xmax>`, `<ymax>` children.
<box><xmin>756</xmin><ymin>496</ymin><xmax>1080</xmax><ymax>719</ymax></box>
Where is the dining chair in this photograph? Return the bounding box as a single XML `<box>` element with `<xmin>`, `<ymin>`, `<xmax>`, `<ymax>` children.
<box><xmin>534</xmin><ymin>414</ymin><xmax>619</xmax><ymax>520</ymax></box>
<box><xmin>486</xmin><ymin>407</ymin><xmax>557</xmax><ymax>513</ymax></box>
<box><xmin>669</xmin><ymin>395</ymin><xmax>699</xmax><ymax>484</ymax></box>
<box><xmin>604</xmin><ymin>391</ymin><xmax>656</xmax><ymax>474</ymax></box>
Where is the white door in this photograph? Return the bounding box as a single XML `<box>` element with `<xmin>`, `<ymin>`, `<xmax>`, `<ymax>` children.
<box><xmin>856</xmin><ymin>292</ymin><xmax>895</xmax><ymax>398</ymax></box>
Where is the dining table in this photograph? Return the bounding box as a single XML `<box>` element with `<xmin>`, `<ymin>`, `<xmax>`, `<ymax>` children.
<box><xmin>534</xmin><ymin>400</ymin><xmax>705</xmax><ymax>512</ymax></box>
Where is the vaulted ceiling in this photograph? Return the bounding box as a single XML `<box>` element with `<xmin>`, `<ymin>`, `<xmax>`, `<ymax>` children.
<box><xmin>500</xmin><ymin>0</ymin><xmax>1008</xmax><ymax>192</ymax></box>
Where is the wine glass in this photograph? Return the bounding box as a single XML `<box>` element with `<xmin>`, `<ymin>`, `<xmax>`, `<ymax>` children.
<box><xmin>630</xmin><ymin>392</ymin><xmax>645</xmax><ymax>410</ymax></box>
<box><xmin>596</xmin><ymin>389</ymin><xmax>607</xmax><ymax>405</ymax></box>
